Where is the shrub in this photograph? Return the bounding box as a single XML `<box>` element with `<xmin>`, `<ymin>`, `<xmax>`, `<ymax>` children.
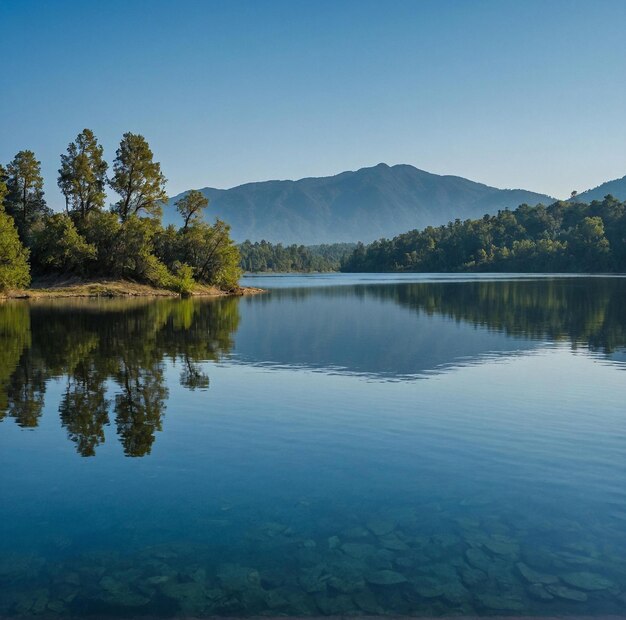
<box><xmin>32</xmin><ymin>213</ymin><xmax>96</xmax><ymax>275</ymax></box>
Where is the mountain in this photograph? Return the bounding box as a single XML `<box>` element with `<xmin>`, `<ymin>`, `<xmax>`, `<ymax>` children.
<box><xmin>573</xmin><ymin>175</ymin><xmax>626</xmax><ymax>203</ymax></box>
<box><xmin>165</xmin><ymin>163</ymin><xmax>554</xmax><ymax>244</ymax></box>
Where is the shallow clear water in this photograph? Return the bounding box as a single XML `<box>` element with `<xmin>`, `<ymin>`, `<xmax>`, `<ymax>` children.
<box><xmin>1</xmin><ymin>274</ymin><xmax>625</xmax><ymax>617</ymax></box>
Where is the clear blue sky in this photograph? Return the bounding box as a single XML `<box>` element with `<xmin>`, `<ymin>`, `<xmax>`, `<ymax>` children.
<box><xmin>1</xmin><ymin>0</ymin><xmax>625</xmax><ymax>209</ymax></box>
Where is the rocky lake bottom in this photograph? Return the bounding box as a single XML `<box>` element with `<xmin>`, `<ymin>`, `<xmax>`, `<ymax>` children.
<box><xmin>2</xmin><ymin>500</ymin><xmax>625</xmax><ymax>617</ymax></box>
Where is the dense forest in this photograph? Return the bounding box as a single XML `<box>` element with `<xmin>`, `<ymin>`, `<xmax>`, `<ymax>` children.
<box><xmin>239</xmin><ymin>240</ymin><xmax>355</xmax><ymax>272</ymax></box>
<box><xmin>0</xmin><ymin>129</ymin><xmax>241</xmax><ymax>293</ymax></box>
<box><xmin>342</xmin><ymin>197</ymin><xmax>626</xmax><ymax>273</ymax></box>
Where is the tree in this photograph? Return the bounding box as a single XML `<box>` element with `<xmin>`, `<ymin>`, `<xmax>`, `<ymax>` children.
<box><xmin>176</xmin><ymin>189</ymin><xmax>208</xmax><ymax>231</ymax></box>
<box><xmin>5</xmin><ymin>150</ymin><xmax>49</xmax><ymax>242</ymax></box>
<box><xmin>58</xmin><ymin>128</ymin><xmax>108</xmax><ymax>220</ymax></box>
<box><xmin>0</xmin><ymin>207</ymin><xmax>31</xmax><ymax>290</ymax></box>
<box><xmin>0</xmin><ymin>164</ymin><xmax>8</xmax><ymax>207</ymax></box>
<box><xmin>31</xmin><ymin>213</ymin><xmax>96</xmax><ymax>275</ymax></box>
<box><xmin>109</xmin><ymin>133</ymin><xmax>167</xmax><ymax>221</ymax></box>
<box><xmin>78</xmin><ymin>210</ymin><xmax>122</xmax><ymax>275</ymax></box>
<box><xmin>176</xmin><ymin>219</ymin><xmax>241</xmax><ymax>288</ymax></box>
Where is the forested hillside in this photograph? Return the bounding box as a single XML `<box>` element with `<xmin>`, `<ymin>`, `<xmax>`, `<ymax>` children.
<box><xmin>342</xmin><ymin>196</ymin><xmax>626</xmax><ymax>273</ymax></box>
<box><xmin>239</xmin><ymin>241</ymin><xmax>355</xmax><ymax>272</ymax></box>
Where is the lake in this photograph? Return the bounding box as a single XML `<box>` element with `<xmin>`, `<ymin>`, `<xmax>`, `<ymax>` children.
<box><xmin>1</xmin><ymin>274</ymin><xmax>625</xmax><ymax>617</ymax></box>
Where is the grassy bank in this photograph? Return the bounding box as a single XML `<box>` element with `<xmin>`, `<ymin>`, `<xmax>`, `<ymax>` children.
<box><xmin>2</xmin><ymin>277</ymin><xmax>264</xmax><ymax>300</ymax></box>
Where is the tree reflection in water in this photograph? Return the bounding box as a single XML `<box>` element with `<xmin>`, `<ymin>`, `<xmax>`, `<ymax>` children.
<box><xmin>0</xmin><ymin>297</ymin><xmax>240</xmax><ymax>457</ymax></box>
<box><xmin>1</xmin><ymin>278</ymin><xmax>625</xmax><ymax>456</ymax></box>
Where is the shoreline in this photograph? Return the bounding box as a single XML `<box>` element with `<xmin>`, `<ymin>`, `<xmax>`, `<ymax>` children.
<box><xmin>1</xmin><ymin>279</ymin><xmax>265</xmax><ymax>301</ymax></box>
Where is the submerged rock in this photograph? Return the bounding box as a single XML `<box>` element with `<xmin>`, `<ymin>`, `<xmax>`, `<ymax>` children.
<box><xmin>441</xmin><ymin>579</ymin><xmax>470</xmax><ymax>605</ymax></box>
<box><xmin>299</xmin><ymin>566</ymin><xmax>329</xmax><ymax>594</ymax></box>
<box><xmin>341</xmin><ymin>526</ymin><xmax>370</xmax><ymax>540</ymax></box>
<box><xmin>341</xmin><ymin>542</ymin><xmax>378</xmax><ymax>560</ymax></box>
<box><xmin>464</xmin><ymin>548</ymin><xmax>491</xmax><ymax>571</ymax></box>
<box><xmin>366</xmin><ymin>518</ymin><xmax>396</xmax><ymax>537</ymax></box>
<box><xmin>379</xmin><ymin>533</ymin><xmax>410</xmax><ymax>551</ymax></box>
<box><xmin>145</xmin><ymin>574</ymin><xmax>171</xmax><ymax>585</ymax></box>
<box><xmin>217</xmin><ymin>563</ymin><xmax>260</xmax><ymax>591</ymax></box>
<box><xmin>314</xmin><ymin>592</ymin><xmax>355</xmax><ymax>614</ymax></box>
<box><xmin>258</xmin><ymin>522</ymin><xmax>290</xmax><ymax>537</ymax></box>
<box><xmin>526</xmin><ymin>583</ymin><xmax>555</xmax><ymax>601</ymax></box>
<box><xmin>482</xmin><ymin>535</ymin><xmax>520</xmax><ymax>557</ymax></box>
<box><xmin>516</xmin><ymin>561</ymin><xmax>559</xmax><ymax>585</ymax></box>
<box><xmin>561</xmin><ymin>571</ymin><xmax>615</xmax><ymax>591</ymax></box>
<box><xmin>431</xmin><ymin>533</ymin><xmax>462</xmax><ymax>549</ymax></box>
<box><xmin>46</xmin><ymin>599</ymin><xmax>67</xmax><ymax>614</ymax></box>
<box><xmin>353</xmin><ymin>589</ymin><xmax>382</xmax><ymax>614</ymax></box>
<box><xmin>160</xmin><ymin>580</ymin><xmax>206</xmax><ymax>610</ymax></box>
<box><xmin>475</xmin><ymin>593</ymin><xmax>524</xmax><ymax>611</ymax></box>
<box><xmin>260</xmin><ymin>568</ymin><xmax>287</xmax><ymax>588</ymax></box>
<box><xmin>326</xmin><ymin>561</ymin><xmax>366</xmax><ymax>594</ymax></box>
<box><xmin>327</xmin><ymin>535</ymin><xmax>341</xmax><ymax>549</ymax></box>
<box><xmin>460</xmin><ymin>566</ymin><xmax>487</xmax><ymax>588</ymax></box>
<box><xmin>366</xmin><ymin>569</ymin><xmax>407</xmax><ymax>586</ymax></box>
<box><xmin>425</xmin><ymin>562</ymin><xmax>460</xmax><ymax>582</ymax></box>
<box><xmin>411</xmin><ymin>577</ymin><xmax>445</xmax><ymax>599</ymax></box>
<box><xmin>546</xmin><ymin>584</ymin><xmax>589</xmax><ymax>602</ymax></box>
<box><xmin>394</xmin><ymin>556</ymin><xmax>414</xmax><ymax>570</ymax></box>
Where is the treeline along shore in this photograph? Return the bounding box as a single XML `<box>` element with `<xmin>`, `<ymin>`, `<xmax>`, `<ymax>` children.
<box><xmin>3</xmin><ymin>130</ymin><xmax>625</xmax><ymax>289</ymax></box>
<box><xmin>237</xmin><ymin>196</ymin><xmax>626</xmax><ymax>274</ymax></box>
<box><xmin>0</xmin><ymin>129</ymin><xmax>256</xmax><ymax>298</ymax></box>
<box><xmin>341</xmin><ymin>196</ymin><xmax>626</xmax><ymax>273</ymax></box>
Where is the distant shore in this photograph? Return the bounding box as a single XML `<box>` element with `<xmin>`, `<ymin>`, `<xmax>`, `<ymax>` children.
<box><xmin>1</xmin><ymin>278</ymin><xmax>265</xmax><ymax>300</ymax></box>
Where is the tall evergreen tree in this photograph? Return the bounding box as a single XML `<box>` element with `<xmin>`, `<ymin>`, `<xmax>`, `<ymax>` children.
<box><xmin>109</xmin><ymin>133</ymin><xmax>167</xmax><ymax>221</ymax></box>
<box><xmin>5</xmin><ymin>150</ymin><xmax>49</xmax><ymax>242</ymax></box>
<box><xmin>58</xmin><ymin>129</ymin><xmax>108</xmax><ymax>220</ymax></box>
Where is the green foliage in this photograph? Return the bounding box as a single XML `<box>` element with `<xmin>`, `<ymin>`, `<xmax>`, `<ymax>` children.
<box><xmin>184</xmin><ymin>220</ymin><xmax>241</xmax><ymax>288</ymax></box>
<box><xmin>58</xmin><ymin>129</ymin><xmax>108</xmax><ymax>219</ymax></box>
<box><xmin>32</xmin><ymin>213</ymin><xmax>96</xmax><ymax>275</ymax></box>
<box><xmin>5</xmin><ymin>150</ymin><xmax>50</xmax><ymax>243</ymax></box>
<box><xmin>159</xmin><ymin>219</ymin><xmax>241</xmax><ymax>288</ymax></box>
<box><xmin>239</xmin><ymin>240</ymin><xmax>355</xmax><ymax>272</ymax></box>
<box><xmin>342</xmin><ymin>196</ymin><xmax>626</xmax><ymax>273</ymax></box>
<box><xmin>3</xmin><ymin>130</ymin><xmax>241</xmax><ymax>293</ymax></box>
<box><xmin>170</xmin><ymin>263</ymin><xmax>196</xmax><ymax>295</ymax></box>
<box><xmin>176</xmin><ymin>189</ymin><xmax>208</xmax><ymax>231</ymax></box>
<box><xmin>109</xmin><ymin>132</ymin><xmax>167</xmax><ymax>221</ymax></box>
<box><xmin>0</xmin><ymin>208</ymin><xmax>31</xmax><ymax>290</ymax></box>
<box><xmin>0</xmin><ymin>164</ymin><xmax>8</xmax><ymax>206</ymax></box>
<box><xmin>106</xmin><ymin>215</ymin><xmax>171</xmax><ymax>286</ymax></box>
<box><xmin>78</xmin><ymin>210</ymin><xmax>122</xmax><ymax>275</ymax></box>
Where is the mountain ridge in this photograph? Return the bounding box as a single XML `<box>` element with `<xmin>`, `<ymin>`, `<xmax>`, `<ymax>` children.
<box><xmin>165</xmin><ymin>163</ymin><xmax>558</xmax><ymax>244</ymax></box>
<box><xmin>574</xmin><ymin>175</ymin><xmax>626</xmax><ymax>203</ymax></box>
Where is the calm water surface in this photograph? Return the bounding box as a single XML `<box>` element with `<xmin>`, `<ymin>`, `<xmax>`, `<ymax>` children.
<box><xmin>1</xmin><ymin>274</ymin><xmax>625</xmax><ymax>617</ymax></box>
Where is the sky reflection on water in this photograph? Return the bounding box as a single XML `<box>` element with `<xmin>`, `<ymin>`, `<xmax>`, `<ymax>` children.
<box><xmin>0</xmin><ymin>275</ymin><xmax>625</xmax><ymax>617</ymax></box>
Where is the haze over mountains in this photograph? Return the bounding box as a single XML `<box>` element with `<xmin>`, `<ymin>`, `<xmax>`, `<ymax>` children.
<box><xmin>165</xmin><ymin>163</ymin><xmax>623</xmax><ymax>245</ymax></box>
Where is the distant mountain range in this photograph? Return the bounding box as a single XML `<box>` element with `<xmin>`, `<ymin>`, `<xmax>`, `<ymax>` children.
<box><xmin>164</xmin><ymin>164</ymin><xmax>624</xmax><ymax>244</ymax></box>
<box><xmin>573</xmin><ymin>175</ymin><xmax>626</xmax><ymax>203</ymax></box>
